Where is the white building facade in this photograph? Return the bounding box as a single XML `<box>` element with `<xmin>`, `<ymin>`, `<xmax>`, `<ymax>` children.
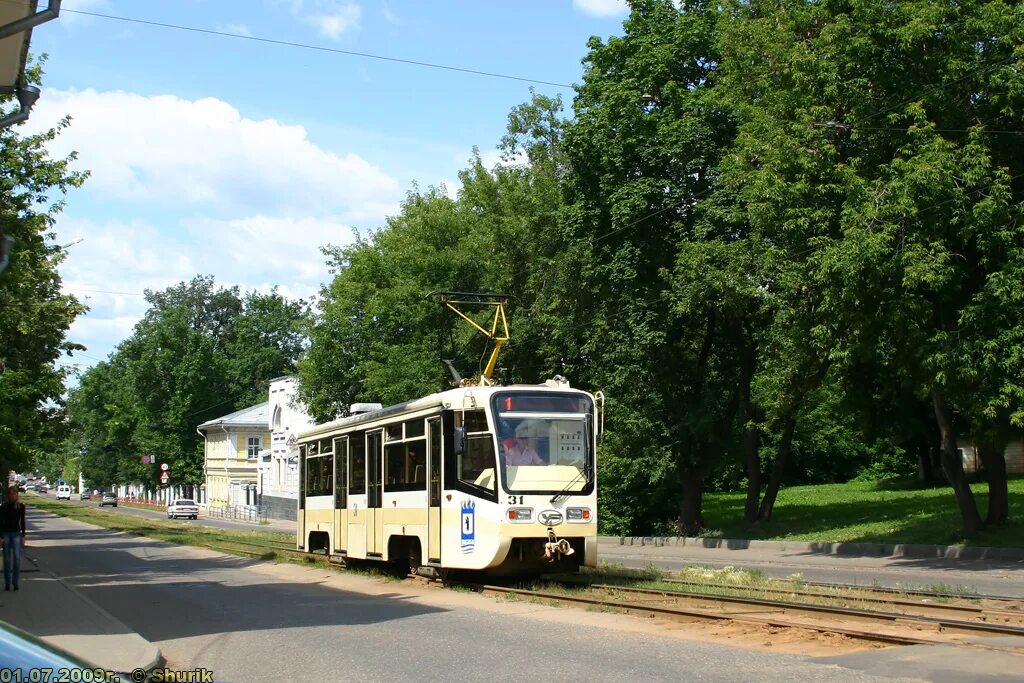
<box><xmin>258</xmin><ymin>376</ymin><xmax>315</xmax><ymax>521</ymax></box>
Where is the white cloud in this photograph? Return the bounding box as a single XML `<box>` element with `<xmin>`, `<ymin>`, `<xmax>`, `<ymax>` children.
<box><xmin>184</xmin><ymin>214</ymin><xmax>353</xmax><ymax>287</ymax></box>
<box><xmin>31</xmin><ymin>87</ymin><xmax>391</xmax><ymax>365</ymax></box>
<box><xmin>382</xmin><ymin>3</ymin><xmax>402</xmax><ymax>26</ymax></box>
<box><xmin>293</xmin><ymin>1</ymin><xmax>362</xmax><ymax>40</ymax></box>
<box><xmin>573</xmin><ymin>0</ymin><xmax>628</xmax><ymax>17</ymax></box>
<box><xmin>60</xmin><ymin>0</ymin><xmax>110</xmax><ymax>15</ymax></box>
<box><xmin>55</xmin><ymin>214</ymin><xmax>357</xmax><ymax>361</ymax></box>
<box><xmin>28</xmin><ymin>89</ymin><xmax>401</xmax><ymax>221</ymax></box>
<box><xmin>222</xmin><ymin>23</ymin><xmax>253</xmax><ymax>37</ymax></box>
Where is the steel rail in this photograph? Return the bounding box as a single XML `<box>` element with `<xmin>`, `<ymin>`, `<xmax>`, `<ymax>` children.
<box><xmin>587</xmin><ymin>581</ymin><xmax>1024</xmax><ymax>621</ymax></box>
<box><xmin>660</xmin><ymin>576</ymin><xmax>1023</xmax><ymax>604</ymax></box>
<box><xmin>560</xmin><ymin>580</ymin><xmax>1024</xmax><ymax>637</ymax></box>
<box><xmin>478</xmin><ymin>585</ymin><xmax>934</xmax><ymax>646</ymax></box>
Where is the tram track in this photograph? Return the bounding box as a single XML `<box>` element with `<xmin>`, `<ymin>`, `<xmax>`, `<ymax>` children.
<box><xmin>467</xmin><ymin>579</ymin><xmax>1024</xmax><ymax>650</ymax></box>
<box><xmin>661</xmin><ymin>576</ymin><xmax>1024</xmax><ymax>605</ymax></box>
<box><xmin>569</xmin><ymin>578</ymin><xmax>1024</xmax><ymax>626</ymax></box>
<box><xmin>584</xmin><ymin>583</ymin><xmax>1024</xmax><ymax>631</ymax></box>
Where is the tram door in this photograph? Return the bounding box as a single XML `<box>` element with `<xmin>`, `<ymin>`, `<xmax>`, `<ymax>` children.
<box><xmin>347</xmin><ymin>433</ymin><xmax>367</xmax><ymax>558</ymax></box>
<box><xmin>332</xmin><ymin>436</ymin><xmax>349</xmax><ymax>554</ymax></box>
<box><xmin>427</xmin><ymin>417</ymin><xmax>442</xmax><ymax>563</ymax></box>
<box><xmin>366</xmin><ymin>430</ymin><xmax>384</xmax><ymax>556</ymax></box>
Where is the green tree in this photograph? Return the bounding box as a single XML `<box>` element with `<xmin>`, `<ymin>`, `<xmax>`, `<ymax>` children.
<box><xmin>298</xmin><ymin>93</ymin><xmax>570</xmax><ymax>422</ymax></box>
<box><xmin>69</xmin><ymin>277</ymin><xmax>308</xmax><ymax>490</ymax></box>
<box><xmin>559</xmin><ymin>0</ymin><xmax>737</xmax><ymax>533</ymax></box>
<box><xmin>0</xmin><ymin>60</ymin><xmax>87</xmax><ymax>476</ymax></box>
<box><xmin>714</xmin><ymin>0</ymin><xmax>1024</xmax><ymax>534</ymax></box>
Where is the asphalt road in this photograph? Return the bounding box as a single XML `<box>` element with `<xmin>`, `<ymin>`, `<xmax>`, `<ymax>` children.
<box><xmin>40</xmin><ymin>492</ymin><xmax>296</xmax><ymax>535</ymax></box>
<box><xmin>26</xmin><ymin>510</ymin><xmax>931</xmax><ymax>683</ymax></box>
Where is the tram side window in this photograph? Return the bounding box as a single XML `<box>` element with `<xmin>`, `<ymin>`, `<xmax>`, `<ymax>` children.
<box><xmin>459</xmin><ymin>435</ymin><xmax>496</xmax><ymax>492</ymax></box>
<box><xmin>429</xmin><ymin>419</ymin><xmax>441</xmax><ymax>507</ymax></box>
<box><xmin>405</xmin><ymin>419</ymin><xmax>425</xmax><ymax>438</ymax></box>
<box><xmin>349</xmin><ymin>434</ymin><xmax>366</xmax><ymax>495</ymax></box>
<box><xmin>385</xmin><ymin>441</ymin><xmax>427</xmax><ymax>492</ymax></box>
<box><xmin>305</xmin><ymin>455</ymin><xmax>332</xmax><ymax>497</ymax></box>
<box><xmin>460</xmin><ymin>409</ymin><xmax>489</xmax><ymax>433</ymax></box>
<box><xmin>334</xmin><ymin>438</ymin><xmax>348</xmax><ymax>508</ymax></box>
<box><xmin>298</xmin><ymin>444</ymin><xmax>306</xmax><ymax>508</ymax></box>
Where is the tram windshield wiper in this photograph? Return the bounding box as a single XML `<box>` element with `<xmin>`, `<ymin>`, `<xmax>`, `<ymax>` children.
<box><xmin>549</xmin><ymin>463</ymin><xmax>591</xmax><ymax>504</ymax></box>
<box><xmin>550</xmin><ymin>418</ymin><xmax>593</xmax><ymax>504</ymax></box>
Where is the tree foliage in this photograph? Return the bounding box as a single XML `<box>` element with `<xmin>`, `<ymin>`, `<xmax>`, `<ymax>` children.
<box><xmin>68</xmin><ymin>277</ymin><xmax>308</xmax><ymax>489</ymax></box>
<box><xmin>0</xmin><ymin>60</ymin><xmax>88</xmax><ymax>477</ymax></box>
<box><xmin>297</xmin><ymin>94</ymin><xmax>568</xmax><ymax>422</ymax></box>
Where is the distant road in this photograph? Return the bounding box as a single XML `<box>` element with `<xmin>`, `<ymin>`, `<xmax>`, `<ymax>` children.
<box><xmin>30</xmin><ymin>491</ymin><xmax>296</xmax><ymax>535</ymax></box>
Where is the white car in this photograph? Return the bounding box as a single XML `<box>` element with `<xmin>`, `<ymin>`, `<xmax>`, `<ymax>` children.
<box><xmin>55</xmin><ymin>485</ymin><xmax>72</xmax><ymax>500</ymax></box>
<box><xmin>167</xmin><ymin>499</ymin><xmax>199</xmax><ymax>520</ymax></box>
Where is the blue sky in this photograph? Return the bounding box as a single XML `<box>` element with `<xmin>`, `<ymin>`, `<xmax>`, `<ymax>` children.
<box><xmin>22</xmin><ymin>0</ymin><xmax>630</xmax><ymax>375</ymax></box>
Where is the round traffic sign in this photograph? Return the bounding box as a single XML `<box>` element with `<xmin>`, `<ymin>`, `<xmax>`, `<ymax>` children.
<box><xmin>160</xmin><ymin>463</ymin><xmax>169</xmax><ymax>471</ymax></box>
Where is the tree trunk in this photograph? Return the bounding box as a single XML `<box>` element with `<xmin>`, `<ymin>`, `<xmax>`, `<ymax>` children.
<box><xmin>756</xmin><ymin>410</ymin><xmax>797</xmax><ymax>522</ymax></box>
<box><xmin>976</xmin><ymin>439</ymin><xmax>1009</xmax><ymax>526</ymax></box>
<box><xmin>930</xmin><ymin>384</ymin><xmax>983</xmax><ymax>536</ymax></box>
<box><xmin>738</xmin><ymin>342</ymin><xmax>760</xmax><ymax>525</ymax></box>
<box><xmin>678</xmin><ymin>467</ymin><xmax>705</xmax><ymax>535</ymax></box>
<box><xmin>916</xmin><ymin>447</ymin><xmax>934</xmax><ymax>484</ymax></box>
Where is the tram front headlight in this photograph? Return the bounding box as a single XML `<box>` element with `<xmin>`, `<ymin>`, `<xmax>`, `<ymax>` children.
<box><xmin>507</xmin><ymin>507</ymin><xmax>532</xmax><ymax>522</ymax></box>
<box><xmin>566</xmin><ymin>507</ymin><xmax>591</xmax><ymax>522</ymax></box>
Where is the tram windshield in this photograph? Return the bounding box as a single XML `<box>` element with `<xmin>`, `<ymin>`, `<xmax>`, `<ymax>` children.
<box><xmin>492</xmin><ymin>392</ymin><xmax>594</xmax><ymax>494</ymax></box>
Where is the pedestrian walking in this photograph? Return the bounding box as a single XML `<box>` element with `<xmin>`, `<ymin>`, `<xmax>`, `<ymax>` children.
<box><xmin>1</xmin><ymin>484</ymin><xmax>26</xmax><ymax>590</ymax></box>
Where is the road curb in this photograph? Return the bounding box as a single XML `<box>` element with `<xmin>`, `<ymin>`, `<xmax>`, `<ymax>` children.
<box><xmin>597</xmin><ymin>535</ymin><xmax>1024</xmax><ymax>561</ymax></box>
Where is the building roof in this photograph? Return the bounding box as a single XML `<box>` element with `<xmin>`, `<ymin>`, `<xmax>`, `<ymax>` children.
<box><xmin>198</xmin><ymin>402</ymin><xmax>270</xmax><ymax>430</ymax></box>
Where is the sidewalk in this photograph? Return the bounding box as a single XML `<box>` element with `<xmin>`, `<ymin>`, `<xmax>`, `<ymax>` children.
<box><xmin>1</xmin><ymin>535</ymin><xmax>162</xmax><ymax>672</ymax></box>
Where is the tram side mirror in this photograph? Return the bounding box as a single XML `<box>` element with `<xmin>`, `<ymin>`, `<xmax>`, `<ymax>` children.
<box><xmin>454</xmin><ymin>426</ymin><xmax>466</xmax><ymax>455</ymax></box>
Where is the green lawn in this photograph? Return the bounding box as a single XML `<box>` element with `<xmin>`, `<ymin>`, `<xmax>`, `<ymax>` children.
<box><xmin>694</xmin><ymin>478</ymin><xmax>1024</xmax><ymax>548</ymax></box>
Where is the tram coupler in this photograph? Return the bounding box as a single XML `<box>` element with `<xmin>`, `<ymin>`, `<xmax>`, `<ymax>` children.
<box><xmin>543</xmin><ymin>528</ymin><xmax>575</xmax><ymax>562</ymax></box>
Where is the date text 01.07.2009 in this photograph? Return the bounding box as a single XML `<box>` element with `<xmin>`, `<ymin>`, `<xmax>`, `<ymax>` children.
<box><xmin>0</xmin><ymin>669</ymin><xmax>120</xmax><ymax>683</ymax></box>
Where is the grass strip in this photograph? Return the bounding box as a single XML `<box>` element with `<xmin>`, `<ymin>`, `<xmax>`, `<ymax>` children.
<box><xmin>29</xmin><ymin>497</ymin><xmax>295</xmax><ymax>552</ymax></box>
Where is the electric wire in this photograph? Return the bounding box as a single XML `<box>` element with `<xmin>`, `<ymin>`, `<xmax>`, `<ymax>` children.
<box><xmin>59</xmin><ymin>7</ymin><xmax>573</xmax><ymax>89</ymax></box>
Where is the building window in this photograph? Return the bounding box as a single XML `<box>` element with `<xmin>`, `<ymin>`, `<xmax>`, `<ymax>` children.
<box><xmin>247</xmin><ymin>436</ymin><xmax>262</xmax><ymax>459</ymax></box>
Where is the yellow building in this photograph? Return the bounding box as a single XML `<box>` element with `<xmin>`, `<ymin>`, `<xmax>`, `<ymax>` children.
<box><xmin>199</xmin><ymin>402</ymin><xmax>270</xmax><ymax>509</ymax></box>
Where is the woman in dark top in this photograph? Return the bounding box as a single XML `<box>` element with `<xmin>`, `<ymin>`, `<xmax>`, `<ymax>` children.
<box><xmin>1</xmin><ymin>485</ymin><xmax>26</xmax><ymax>590</ymax></box>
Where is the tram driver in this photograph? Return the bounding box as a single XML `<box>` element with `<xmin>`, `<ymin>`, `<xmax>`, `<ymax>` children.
<box><xmin>501</xmin><ymin>422</ymin><xmax>545</xmax><ymax>466</ymax></box>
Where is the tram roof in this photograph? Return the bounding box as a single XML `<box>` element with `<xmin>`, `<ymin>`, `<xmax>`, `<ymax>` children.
<box><xmin>297</xmin><ymin>379</ymin><xmax>589</xmax><ymax>441</ymax></box>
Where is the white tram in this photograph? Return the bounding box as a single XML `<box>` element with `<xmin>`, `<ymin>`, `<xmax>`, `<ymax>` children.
<box><xmin>296</xmin><ymin>376</ymin><xmax>600</xmax><ymax>575</ymax></box>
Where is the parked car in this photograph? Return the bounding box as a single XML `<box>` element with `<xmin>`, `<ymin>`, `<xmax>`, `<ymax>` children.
<box><xmin>98</xmin><ymin>492</ymin><xmax>117</xmax><ymax>507</ymax></box>
<box><xmin>55</xmin><ymin>485</ymin><xmax>72</xmax><ymax>500</ymax></box>
<box><xmin>80</xmin><ymin>490</ymin><xmax>91</xmax><ymax>500</ymax></box>
<box><xmin>36</xmin><ymin>484</ymin><xmax>48</xmax><ymax>494</ymax></box>
<box><xmin>167</xmin><ymin>499</ymin><xmax>199</xmax><ymax>520</ymax></box>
